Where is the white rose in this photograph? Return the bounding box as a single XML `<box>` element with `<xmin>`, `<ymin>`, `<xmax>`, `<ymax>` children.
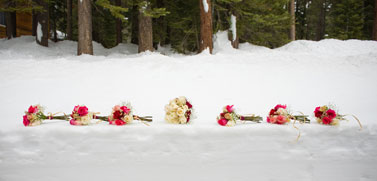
<box><xmin>177</xmin><ymin>96</ymin><xmax>187</xmax><ymax>106</ymax></box>
<box><xmin>226</xmin><ymin>120</ymin><xmax>235</xmax><ymax>127</ymax></box>
<box><xmin>276</xmin><ymin>108</ymin><xmax>287</xmax><ymax>115</ymax></box>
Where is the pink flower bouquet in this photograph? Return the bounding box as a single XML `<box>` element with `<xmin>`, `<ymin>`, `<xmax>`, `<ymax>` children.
<box><xmin>267</xmin><ymin>104</ymin><xmax>309</xmax><ymax>124</ymax></box>
<box><xmin>217</xmin><ymin>105</ymin><xmax>262</xmax><ymax>127</ymax></box>
<box><xmin>70</xmin><ymin>105</ymin><xmax>96</xmax><ymax>126</ymax></box>
<box><xmin>108</xmin><ymin>103</ymin><xmax>152</xmax><ymax>126</ymax></box>
<box><xmin>23</xmin><ymin>105</ymin><xmax>69</xmax><ymax>126</ymax></box>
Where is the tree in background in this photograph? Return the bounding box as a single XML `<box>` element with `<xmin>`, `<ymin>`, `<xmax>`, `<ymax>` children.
<box><xmin>327</xmin><ymin>0</ymin><xmax>364</xmax><ymax>40</ymax></box>
<box><xmin>199</xmin><ymin>0</ymin><xmax>213</xmax><ymax>53</ymax></box>
<box><xmin>77</xmin><ymin>0</ymin><xmax>93</xmax><ymax>55</ymax></box>
<box><xmin>66</xmin><ymin>0</ymin><xmax>73</xmax><ymax>40</ymax></box>
<box><xmin>373</xmin><ymin>0</ymin><xmax>377</xmax><ymax>40</ymax></box>
<box><xmin>290</xmin><ymin>0</ymin><xmax>296</xmax><ymax>41</ymax></box>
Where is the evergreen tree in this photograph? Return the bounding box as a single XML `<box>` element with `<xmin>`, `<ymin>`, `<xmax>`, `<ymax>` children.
<box><xmin>327</xmin><ymin>0</ymin><xmax>364</xmax><ymax>40</ymax></box>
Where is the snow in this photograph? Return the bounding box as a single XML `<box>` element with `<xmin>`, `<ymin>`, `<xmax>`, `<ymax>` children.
<box><xmin>37</xmin><ymin>22</ymin><xmax>42</xmax><ymax>42</ymax></box>
<box><xmin>1</xmin><ymin>33</ymin><xmax>377</xmax><ymax>180</ymax></box>
<box><xmin>202</xmin><ymin>0</ymin><xmax>209</xmax><ymax>13</ymax></box>
<box><xmin>230</xmin><ymin>15</ymin><xmax>237</xmax><ymax>41</ymax></box>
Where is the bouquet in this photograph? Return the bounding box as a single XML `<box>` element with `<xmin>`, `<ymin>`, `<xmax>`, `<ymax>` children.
<box><xmin>314</xmin><ymin>105</ymin><xmax>362</xmax><ymax>128</ymax></box>
<box><xmin>217</xmin><ymin>105</ymin><xmax>262</xmax><ymax>126</ymax></box>
<box><xmin>70</xmin><ymin>105</ymin><xmax>96</xmax><ymax>126</ymax></box>
<box><xmin>165</xmin><ymin>96</ymin><xmax>194</xmax><ymax>124</ymax></box>
<box><xmin>23</xmin><ymin>105</ymin><xmax>69</xmax><ymax>126</ymax></box>
<box><xmin>267</xmin><ymin>104</ymin><xmax>310</xmax><ymax>124</ymax></box>
<box><xmin>107</xmin><ymin>103</ymin><xmax>152</xmax><ymax>126</ymax></box>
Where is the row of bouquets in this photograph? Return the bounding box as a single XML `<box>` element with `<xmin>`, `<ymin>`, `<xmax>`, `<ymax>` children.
<box><xmin>23</xmin><ymin>96</ymin><xmax>362</xmax><ymax>129</ymax></box>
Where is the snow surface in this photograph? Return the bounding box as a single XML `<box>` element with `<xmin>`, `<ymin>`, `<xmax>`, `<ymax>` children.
<box><xmin>37</xmin><ymin>22</ymin><xmax>42</xmax><ymax>42</ymax></box>
<box><xmin>202</xmin><ymin>0</ymin><xmax>209</xmax><ymax>13</ymax></box>
<box><xmin>1</xmin><ymin>32</ymin><xmax>377</xmax><ymax>180</ymax></box>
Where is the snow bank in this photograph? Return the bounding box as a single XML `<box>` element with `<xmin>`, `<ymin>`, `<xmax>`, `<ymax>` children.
<box><xmin>1</xmin><ymin>34</ymin><xmax>377</xmax><ymax>180</ymax></box>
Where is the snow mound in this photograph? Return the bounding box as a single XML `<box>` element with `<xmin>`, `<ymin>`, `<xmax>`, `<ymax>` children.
<box><xmin>278</xmin><ymin>39</ymin><xmax>377</xmax><ymax>57</ymax></box>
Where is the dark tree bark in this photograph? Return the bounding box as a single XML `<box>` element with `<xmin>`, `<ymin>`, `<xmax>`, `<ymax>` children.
<box><xmin>138</xmin><ymin>4</ymin><xmax>154</xmax><ymax>53</ymax></box>
<box><xmin>156</xmin><ymin>0</ymin><xmax>167</xmax><ymax>46</ymax></box>
<box><xmin>373</xmin><ymin>0</ymin><xmax>377</xmax><ymax>40</ymax></box>
<box><xmin>115</xmin><ymin>0</ymin><xmax>122</xmax><ymax>44</ymax></box>
<box><xmin>199</xmin><ymin>0</ymin><xmax>213</xmax><ymax>54</ymax></box>
<box><xmin>78</xmin><ymin>0</ymin><xmax>93</xmax><ymax>55</ymax></box>
<box><xmin>290</xmin><ymin>0</ymin><xmax>296</xmax><ymax>41</ymax></box>
<box><xmin>6</xmin><ymin>12</ymin><xmax>16</xmax><ymax>39</ymax></box>
<box><xmin>316</xmin><ymin>0</ymin><xmax>325</xmax><ymax>41</ymax></box>
<box><xmin>131</xmin><ymin>4</ymin><xmax>139</xmax><ymax>44</ymax></box>
<box><xmin>67</xmin><ymin>0</ymin><xmax>73</xmax><ymax>40</ymax></box>
<box><xmin>32</xmin><ymin>10</ymin><xmax>38</xmax><ymax>36</ymax></box>
<box><xmin>36</xmin><ymin>0</ymin><xmax>49</xmax><ymax>47</ymax></box>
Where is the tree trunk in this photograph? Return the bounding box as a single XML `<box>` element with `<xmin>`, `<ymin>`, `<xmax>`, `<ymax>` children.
<box><xmin>316</xmin><ymin>0</ymin><xmax>325</xmax><ymax>41</ymax></box>
<box><xmin>199</xmin><ymin>0</ymin><xmax>213</xmax><ymax>54</ymax></box>
<box><xmin>115</xmin><ymin>0</ymin><xmax>122</xmax><ymax>45</ymax></box>
<box><xmin>373</xmin><ymin>0</ymin><xmax>377</xmax><ymax>40</ymax></box>
<box><xmin>6</xmin><ymin>12</ymin><xmax>16</xmax><ymax>39</ymax></box>
<box><xmin>36</xmin><ymin>0</ymin><xmax>49</xmax><ymax>47</ymax></box>
<box><xmin>53</xmin><ymin>17</ymin><xmax>57</xmax><ymax>42</ymax></box>
<box><xmin>138</xmin><ymin>4</ymin><xmax>154</xmax><ymax>53</ymax></box>
<box><xmin>67</xmin><ymin>0</ymin><xmax>73</xmax><ymax>40</ymax></box>
<box><xmin>290</xmin><ymin>0</ymin><xmax>296</xmax><ymax>41</ymax></box>
<box><xmin>32</xmin><ymin>10</ymin><xmax>38</xmax><ymax>36</ymax></box>
<box><xmin>131</xmin><ymin>4</ymin><xmax>139</xmax><ymax>44</ymax></box>
<box><xmin>78</xmin><ymin>0</ymin><xmax>93</xmax><ymax>55</ymax></box>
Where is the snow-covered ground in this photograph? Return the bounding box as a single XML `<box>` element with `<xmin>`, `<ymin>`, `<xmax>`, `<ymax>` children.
<box><xmin>0</xmin><ymin>32</ymin><xmax>377</xmax><ymax>180</ymax></box>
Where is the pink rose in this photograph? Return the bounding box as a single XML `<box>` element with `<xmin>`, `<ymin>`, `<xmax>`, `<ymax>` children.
<box><xmin>276</xmin><ymin>115</ymin><xmax>287</xmax><ymax>124</ymax></box>
<box><xmin>218</xmin><ymin>119</ymin><xmax>228</xmax><ymax>126</ymax></box>
<box><xmin>120</xmin><ymin>106</ymin><xmax>130</xmax><ymax>114</ymax></box>
<box><xmin>326</xmin><ymin>109</ymin><xmax>336</xmax><ymax>119</ymax></box>
<box><xmin>77</xmin><ymin>106</ymin><xmax>88</xmax><ymax>116</ymax></box>
<box><xmin>274</xmin><ymin>104</ymin><xmax>287</xmax><ymax>111</ymax></box>
<box><xmin>115</xmin><ymin>119</ymin><xmax>126</xmax><ymax>126</ymax></box>
<box><xmin>226</xmin><ymin>105</ymin><xmax>234</xmax><ymax>113</ymax></box>
<box><xmin>74</xmin><ymin>105</ymin><xmax>80</xmax><ymax>112</ymax></box>
<box><xmin>23</xmin><ymin>115</ymin><xmax>30</xmax><ymax>126</ymax></box>
<box><xmin>70</xmin><ymin>119</ymin><xmax>78</xmax><ymax>125</ymax></box>
<box><xmin>267</xmin><ymin>116</ymin><xmax>271</xmax><ymax>123</ymax></box>
<box><xmin>314</xmin><ymin>106</ymin><xmax>323</xmax><ymax>118</ymax></box>
<box><xmin>28</xmin><ymin>106</ymin><xmax>38</xmax><ymax>114</ymax></box>
<box><xmin>322</xmin><ymin>117</ymin><xmax>332</xmax><ymax>125</ymax></box>
<box><xmin>113</xmin><ymin>105</ymin><xmax>121</xmax><ymax>111</ymax></box>
<box><xmin>113</xmin><ymin>111</ymin><xmax>121</xmax><ymax>119</ymax></box>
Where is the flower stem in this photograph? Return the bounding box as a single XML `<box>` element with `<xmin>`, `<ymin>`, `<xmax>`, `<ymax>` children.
<box><xmin>94</xmin><ymin>115</ymin><xmax>109</xmax><ymax>122</ymax></box>
<box><xmin>135</xmin><ymin>115</ymin><xmax>153</xmax><ymax>122</ymax></box>
<box><xmin>292</xmin><ymin>115</ymin><xmax>310</xmax><ymax>123</ymax></box>
<box><xmin>240</xmin><ymin>115</ymin><xmax>262</xmax><ymax>123</ymax></box>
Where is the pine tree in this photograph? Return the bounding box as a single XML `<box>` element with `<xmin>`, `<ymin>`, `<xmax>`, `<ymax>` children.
<box><xmin>290</xmin><ymin>0</ymin><xmax>296</xmax><ymax>41</ymax></box>
<box><xmin>328</xmin><ymin>0</ymin><xmax>365</xmax><ymax>40</ymax></box>
<box><xmin>35</xmin><ymin>0</ymin><xmax>49</xmax><ymax>47</ymax></box>
<box><xmin>67</xmin><ymin>0</ymin><xmax>73</xmax><ymax>40</ymax></box>
<box><xmin>373</xmin><ymin>0</ymin><xmax>377</xmax><ymax>40</ymax></box>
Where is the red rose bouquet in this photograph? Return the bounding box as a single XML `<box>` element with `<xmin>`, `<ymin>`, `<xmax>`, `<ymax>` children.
<box><xmin>70</xmin><ymin>105</ymin><xmax>97</xmax><ymax>126</ymax></box>
<box><xmin>217</xmin><ymin>105</ymin><xmax>262</xmax><ymax>126</ymax></box>
<box><xmin>23</xmin><ymin>105</ymin><xmax>69</xmax><ymax>126</ymax></box>
<box><xmin>314</xmin><ymin>105</ymin><xmax>341</xmax><ymax>125</ymax></box>
<box><xmin>165</xmin><ymin>96</ymin><xmax>194</xmax><ymax>124</ymax></box>
<box><xmin>108</xmin><ymin>103</ymin><xmax>152</xmax><ymax>126</ymax></box>
<box><xmin>267</xmin><ymin>104</ymin><xmax>310</xmax><ymax>124</ymax></box>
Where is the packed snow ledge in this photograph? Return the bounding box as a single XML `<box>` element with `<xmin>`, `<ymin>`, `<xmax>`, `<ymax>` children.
<box><xmin>1</xmin><ymin>32</ymin><xmax>377</xmax><ymax>180</ymax></box>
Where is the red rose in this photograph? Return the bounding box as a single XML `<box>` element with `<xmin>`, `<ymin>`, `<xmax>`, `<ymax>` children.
<box><xmin>23</xmin><ymin>115</ymin><xmax>30</xmax><ymax>126</ymax></box>
<box><xmin>77</xmin><ymin>106</ymin><xmax>88</xmax><ymax>116</ymax></box>
<box><xmin>269</xmin><ymin>109</ymin><xmax>276</xmax><ymax>116</ymax></box>
<box><xmin>220</xmin><ymin>113</ymin><xmax>225</xmax><ymax>118</ymax></box>
<box><xmin>115</xmin><ymin>119</ymin><xmax>126</xmax><ymax>125</ymax></box>
<box><xmin>218</xmin><ymin>119</ymin><xmax>228</xmax><ymax>126</ymax></box>
<box><xmin>120</xmin><ymin>106</ymin><xmax>130</xmax><ymax>114</ymax></box>
<box><xmin>326</xmin><ymin>109</ymin><xmax>336</xmax><ymax>119</ymax></box>
<box><xmin>113</xmin><ymin>111</ymin><xmax>121</xmax><ymax>119</ymax></box>
<box><xmin>28</xmin><ymin>106</ymin><xmax>38</xmax><ymax>114</ymax></box>
<box><xmin>314</xmin><ymin>107</ymin><xmax>323</xmax><ymax>118</ymax></box>
<box><xmin>267</xmin><ymin>116</ymin><xmax>271</xmax><ymax>123</ymax></box>
<box><xmin>186</xmin><ymin>101</ymin><xmax>193</xmax><ymax>109</ymax></box>
<box><xmin>322</xmin><ymin>117</ymin><xmax>332</xmax><ymax>125</ymax></box>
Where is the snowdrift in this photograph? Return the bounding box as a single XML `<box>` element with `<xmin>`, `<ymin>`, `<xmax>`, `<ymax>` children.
<box><xmin>1</xmin><ymin>33</ymin><xmax>377</xmax><ymax>180</ymax></box>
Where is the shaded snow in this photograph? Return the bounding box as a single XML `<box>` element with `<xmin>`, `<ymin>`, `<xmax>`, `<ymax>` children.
<box><xmin>202</xmin><ymin>0</ymin><xmax>209</xmax><ymax>13</ymax></box>
<box><xmin>230</xmin><ymin>15</ymin><xmax>237</xmax><ymax>41</ymax></box>
<box><xmin>1</xmin><ymin>33</ymin><xmax>377</xmax><ymax>180</ymax></box>
<box><xmin>37</xmin><ymin>23</ymin><xmax>42</xmax><ymax>42</ymax></box>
